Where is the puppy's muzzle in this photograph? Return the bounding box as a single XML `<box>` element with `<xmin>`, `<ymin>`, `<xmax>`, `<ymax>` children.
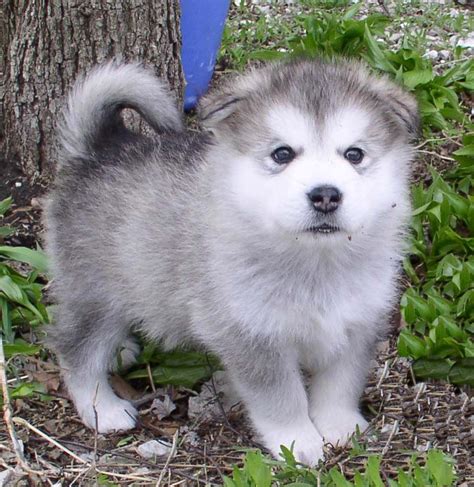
<box><xmin>307</xmin><ymin>186</ymin><xmax>342</xmax><ymax>214</ymax></box>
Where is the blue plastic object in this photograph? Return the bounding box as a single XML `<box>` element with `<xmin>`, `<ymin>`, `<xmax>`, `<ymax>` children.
<box><xmin>180</xmin><ymin>0</ymin><xmax>230</xmax><ymax>111</ymax></box>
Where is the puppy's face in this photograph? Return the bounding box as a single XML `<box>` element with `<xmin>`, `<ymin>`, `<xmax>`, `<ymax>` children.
<box><xmin>200</xmin><ymin>60</ymin><xmax>418</xmax><ymax>242</ymax></box>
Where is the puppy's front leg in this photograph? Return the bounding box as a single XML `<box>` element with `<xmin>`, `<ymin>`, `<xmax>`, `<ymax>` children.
<box><xmin>222</xmin><ymin>340</ymin><xmax>323</xmax><ymax>465</ymax></box>
<box><xmin>309</xmin><ymin>341</ymin><xmax>370</xmax><ymax>446</ymax></box>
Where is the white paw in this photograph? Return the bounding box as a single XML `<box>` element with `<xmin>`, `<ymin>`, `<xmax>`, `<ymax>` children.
<box><xmin>112</xmin><ymin>338</ymin><xmax>140</xmax><ymax>371</ymax></box>
<box><xmin>79</xmin><ymin>395</ymin><xmax>138</xmax><ymax>433</ymax></box>
<box><xmin>258</xmin><ymin>420</ymin><xmax>324</xmax><ymax>466</ymax></box>
<box><xmin>311</xmin><ymin>409</ymin><xmax>368</xmax><ymax>446</ymax></box>
<box><xmin>68</xmin><ymin>379</ymin><xmax>138</xmax><ymax>433</ymax></box>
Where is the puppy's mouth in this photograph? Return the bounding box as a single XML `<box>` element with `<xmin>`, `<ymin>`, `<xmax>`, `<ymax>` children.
<box><xmin>306</xmin><ymin>223</ymin><xmax>340</xmax><ymax>234</ymax></box>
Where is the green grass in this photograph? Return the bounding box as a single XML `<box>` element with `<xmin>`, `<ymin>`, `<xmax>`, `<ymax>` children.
<box><xmin>224</xmin><ymin>447</ymin><xmax>456</xmax><ymax>487</ymax></box>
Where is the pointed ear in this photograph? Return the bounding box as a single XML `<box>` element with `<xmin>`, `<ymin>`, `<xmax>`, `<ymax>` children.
<box><xmin>198</xmin><ymin>92</ymin><xmax>244</xmax><ymax>129</ymax></box>
<box><xmin>198</xmin><ymin>67</ymin><xmax>267</xmax><ymax>130</ymax></box>
<box><xmin>375</xmin><ymin>79</ymin><xmax>420</xmax><ymax>139</ymax></box>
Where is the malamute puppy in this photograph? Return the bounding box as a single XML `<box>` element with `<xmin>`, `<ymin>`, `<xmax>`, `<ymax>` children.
<box><xmin>45</xmin><ymin>59</ymin><xmax>418</xmax><ymax>465</ymax></box>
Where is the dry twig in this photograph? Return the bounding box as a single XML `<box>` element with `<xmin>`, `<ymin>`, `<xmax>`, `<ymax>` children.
<box><xmin>156</xmin><ymin>429</ymin><xmax>179</xmax><ymax>487</ymax></box>
<box><xmin>12</xmin><ymin>416</ymin><xmax>87</xmax><ymax>465</ymax></box>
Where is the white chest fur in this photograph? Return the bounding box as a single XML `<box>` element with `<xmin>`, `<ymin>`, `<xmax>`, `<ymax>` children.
<box><xmin>211</xmin><ymin>238</ymin><xmax>399</xmax><ymax>368</ymax></box>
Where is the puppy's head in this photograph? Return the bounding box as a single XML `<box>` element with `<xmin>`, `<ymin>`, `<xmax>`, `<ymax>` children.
<box><xmin>199</xmin><ymin>59</ymin><xmax>419</xmax><ymax>243</ymax></box>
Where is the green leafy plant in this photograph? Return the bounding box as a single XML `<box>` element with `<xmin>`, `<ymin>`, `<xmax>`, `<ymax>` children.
<box><xmin>250</xmin><ymin>5</ymin><xmax>388</xmax><ymax>62</ymax></box>
<box><xmin>224</xmin><ymin>448</ymin><xmax>456</xmax><ymax>486</ymax></box>
<box><xmin>126</xmin><ymin>343</ymin><xmax>221</xmax><ymax>388</ymax></box>
<box><xmin>399</xmin><ymin>134</ymin><xmax>474</xmax><ymax>386</ymax></box>
<box><xmin>0</xmin><ymin>197</ymin><xmax>49</xmax><ymax>344</ymax></box>
<box><xmin>362</xmin><ymin>28</ymin><xmax>472</xmax><ymax>132</ymax></box>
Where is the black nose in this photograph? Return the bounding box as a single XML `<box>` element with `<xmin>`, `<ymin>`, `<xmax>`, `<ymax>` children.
<box><xmin>307</xmin><ymin>186</ymin><xmax>342</xmax><ymax>213</ymax></box>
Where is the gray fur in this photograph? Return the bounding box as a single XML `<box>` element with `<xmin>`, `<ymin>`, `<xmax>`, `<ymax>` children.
<box><xmin>58</xmin><ymin>62</ymin><xmax>183</xmax><ymax>163</ymax></box>
<box><xmin>45</xmin><ymin>59</ymin><xmax>418</xmax><ymax>464</ymax></box>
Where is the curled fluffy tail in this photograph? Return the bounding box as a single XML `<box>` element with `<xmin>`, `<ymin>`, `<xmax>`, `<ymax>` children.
<box><xmin>59</xmin><ymin>62</ymin><xmax>183</xmax><ymax>162</ymax></box>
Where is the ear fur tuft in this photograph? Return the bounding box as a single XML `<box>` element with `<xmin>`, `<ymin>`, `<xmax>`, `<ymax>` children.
<box><xmin>199</xmin><ymin>94</ymin><xmax>243</xmax><ymax>128</ymax></box>
<box><xmin>373</xmin><ymin>77</ymin><xmax>420</xmax><ymax>139</ymax></box>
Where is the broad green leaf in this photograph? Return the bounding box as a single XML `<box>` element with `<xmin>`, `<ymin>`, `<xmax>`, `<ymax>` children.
<box><xmin>9</xmin><ymin>381</ymin><xmax>47</xmax><ymax>399</ymax></box>
<box><xmin>245</xmin><ymin>451</ymin><xmax>272</xmax><ymax>487</ymax></box>
<box><xmin>329</xmin><ymin>468</ymin><xmax>353</xmax><ymax>487</ymax></box>
<box><xmin>412</xmin><ymin>359</ymin><xmax>453</xmax><ymax>381</ymax></box>
<box><xmin>0</xmin><ymin>275</ymin><xmax>44</xmax><ymax>321</ymax></box>
<box><xmin>0</xmin><ymin>227</ymin><xmax>14</xmax><ymax>238</ymax></box>
<box><xmin>403</xmin><ymin>69</ymin><xmax>433</xmax><ymax>90</ymax></box>
<box><xmin>448</xmin><ymin>358</ymin><xmax>474</xmax><ymax>386</ymax></box>
<box><xmin>366</xmin><ymin>456</ymin><xmax>384</xmax><ymax>487</ymax></box>
<box><xmin>398</xmin><ymin>330</ymin><xmax>427</xmax><ymax>359</ymax></box>
<box><xmin>3</xmin><ymin>340</ymin><xmax>41</xmax><ymax>358</ymax></box>
<box><xmin>453</xmin><ymin>145</ymin><xmax>474</xmax><ymax>157</ymax></box>
<box><xmin>0</xmin><ymin>197</ymin><xmax>13</xmax><ymax>216</ymax></box>
<box><xmin>279</xmin><ymin>445</ymin><xmax>297</xmax><ymax>467</ymax></box>
<box><xmin>223</xmin><ymin>478</ymin><xmax>238</xmax><ymax>487</ymax></box>
<box><xmin>126</xmin><ymin>364</ymin><xmax>214</xmax><ymax>388</ymax></box>
<box><xmin>285</xmin><ymin>484</ymin><xmax>315</xmax><ymax>487</ymax></box>
<box><xmin>426</xmin><ymin>450</ymin><xmax>455</xmax><ymax>486</ymax></box>
<box><xmin>0</xmin><ymin>275</ymin><xmax>24</xmax><ymax>303</ymax></box>
<box><xmin>363</xmin><ymin>25</ymin><xmax>396</xmax><ymax>74</ymax></box>
<box><xmin>0</xmin><ymin>246</ymin><xmax>49</xmax><ymax>274</ymax></box>
<box><xmin>0</xmin><ymin>297</ymin><xmax>13</xmax><ymax>343</ymax></box>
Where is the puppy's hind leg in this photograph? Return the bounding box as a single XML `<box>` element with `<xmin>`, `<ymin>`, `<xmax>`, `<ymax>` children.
<box><xmin>50</xmin><ymin>304</ymin><xmax>138</xmax><ymax>433</ymax></box>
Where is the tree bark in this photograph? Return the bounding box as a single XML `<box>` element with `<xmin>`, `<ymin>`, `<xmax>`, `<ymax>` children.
<box><xmin>1</xmin><ymin>0</ymin><xmax>184</xmax><ymax>181</ymax></box>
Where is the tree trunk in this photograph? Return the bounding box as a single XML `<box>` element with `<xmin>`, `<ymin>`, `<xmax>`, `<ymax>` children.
<box><xmin>1</xmin><ymin>0</ymin><xmax>184</xmax><ymax>181</ymax></box>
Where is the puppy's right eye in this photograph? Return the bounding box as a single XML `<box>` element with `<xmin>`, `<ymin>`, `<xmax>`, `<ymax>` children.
<box><xmin>271</xmin><ymin>146</ymin><xmax>296</xmax><ymax>165</ymax></box>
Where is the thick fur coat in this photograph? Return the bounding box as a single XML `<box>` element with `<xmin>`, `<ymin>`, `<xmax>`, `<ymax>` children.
<box><xmin>45</xmin><ymin>59</ymin><xmax>418</xmax><ymax>464</ymax></box>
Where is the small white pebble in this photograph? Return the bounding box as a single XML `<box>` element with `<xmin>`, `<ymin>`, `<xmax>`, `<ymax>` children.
<box><xmin>79</xmin><ymin>452</ymin><xmax>94</xmax><ymax>462</ymax></box>
<box><xmin>424</xmin><ymin>50</ymin><xmax>439</xmax><ymax>60</ymax></box>
<box><xmin>137</xmin><ymin>440</ymin><xmax>172</xmax><ymax>459</ymax></box>
<box><xmin>416</xmin><ymin>442</ymin><xmax>430</xmax><ymax>452</ymax></box>
<box><xmin>457</xmin><ymin>35</ymin><xmax>474</xmax><ymax>49</ymax></box>
<box><xmin>439</xmin><ymin>50</ymin><xmax>451</xmax><ymax>60</ymax></box>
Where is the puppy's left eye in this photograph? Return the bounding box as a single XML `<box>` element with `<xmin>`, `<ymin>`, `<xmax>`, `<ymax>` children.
<box><xmin>271</xmin><ymin>146</ymin><xmax>296</xmax><ymax>165</ymax></box>
<box><xmin>344</xmin><ymin>147</ymin><xmax>364</xmax><ymax>164</ymax></box>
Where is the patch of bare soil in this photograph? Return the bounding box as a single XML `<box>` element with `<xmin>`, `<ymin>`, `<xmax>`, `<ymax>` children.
<box><xmin>1</xmin><ymin>338</ymin><xmax>472</xmax><ymax>486</ymax></box>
